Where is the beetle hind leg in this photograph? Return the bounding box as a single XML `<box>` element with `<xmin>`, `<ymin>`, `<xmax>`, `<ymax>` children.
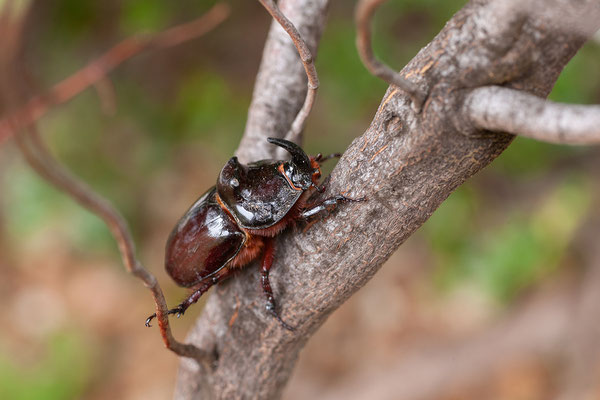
<box><xmin>261</xmin><ymin>238</ymin><xmax>295</xmax><ymax>331</ymax></box>
<box><xmin>145</xmin><ymin>268</ymin><xmax>234</xmax><ymax>327</ymax></box>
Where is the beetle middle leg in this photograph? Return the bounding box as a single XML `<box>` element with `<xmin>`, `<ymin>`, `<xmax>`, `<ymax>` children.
<box><xmin>145</xmin><ymin>267</ymin><xmax>234</xmax><ymax>327</ymax></box>
<box><xmin>261</xmin><ymin>237</ymin><xmax>294</xmax><ymax>331</ymax></box>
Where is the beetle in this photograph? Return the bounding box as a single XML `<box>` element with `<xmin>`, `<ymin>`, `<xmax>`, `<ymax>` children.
<box><xmin>145</xmin><ymin>138</ymin><xmax>359</xmax><ymax>330</ymax></box>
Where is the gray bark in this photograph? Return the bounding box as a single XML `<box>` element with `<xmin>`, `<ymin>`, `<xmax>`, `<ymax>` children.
<box><xmin>465</xmin><ymin>86</ymin><xmax>600</xmax><ymax>144</ymax></box>
<box><xmin>175</xmin><ymin>0</ymin><xmax>600</xmax><ymax>398</ymax></box>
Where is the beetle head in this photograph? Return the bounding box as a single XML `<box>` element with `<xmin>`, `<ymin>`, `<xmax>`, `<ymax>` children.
<box><xmin>268</xmin><ymin>137</ymin><xmax>314</xmax><ymax>190</ymax></box>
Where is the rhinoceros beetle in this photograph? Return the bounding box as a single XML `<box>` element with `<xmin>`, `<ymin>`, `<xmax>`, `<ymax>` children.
<box><xmin>145</xmin><ymin>138</ymin><xmax>358</xmax><ymax>330</ymax></box>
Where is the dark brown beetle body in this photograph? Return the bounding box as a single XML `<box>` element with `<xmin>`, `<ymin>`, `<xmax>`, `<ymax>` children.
<box><xmin>165</xmin><ymin>187</ymin><xmax>246</xmax><ymax>288</ymax></box>
<box><xmin>146</xmin><ymin>138</ymin><xmax>358</xmax><ymax>330</ymax></box>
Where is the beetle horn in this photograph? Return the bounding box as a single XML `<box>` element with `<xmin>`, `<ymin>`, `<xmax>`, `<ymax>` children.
<box><xmin>267</xmin><ymin>137</ymin><xmax>311</xmax><ymax>171</ymax></box>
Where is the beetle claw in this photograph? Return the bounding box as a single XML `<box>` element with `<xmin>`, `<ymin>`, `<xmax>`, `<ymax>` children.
<box><xmin>347</xmin><ymin>196</ymin><xmax>366</xmax><ymax>202</ymax></box>
<box><xmin>145</xmin><ymin>313</ymin><xmax>156</xmax><ymax>327</ymax></box>
<box><xmin>269</xmin><ymin>309</ymin><xmax>295</xmax><ymax>332</ymax></box>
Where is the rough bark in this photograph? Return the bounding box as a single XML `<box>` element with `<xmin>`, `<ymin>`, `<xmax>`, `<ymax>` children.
<box><xmin>175</xmin><ymin>0</ymin><xmax>600</xmax><ymax>398</ymax></box>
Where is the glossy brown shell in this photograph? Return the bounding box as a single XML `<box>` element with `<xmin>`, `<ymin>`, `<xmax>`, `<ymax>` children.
<box><xmin>217</xmin><ymin>157</ymin><xmax>303</xmax><ymax>229</ymax></box>
<box><xmin>165</xmin><ymin>187</ymin><xmax>246</xmax><ymax>288</ymax></box>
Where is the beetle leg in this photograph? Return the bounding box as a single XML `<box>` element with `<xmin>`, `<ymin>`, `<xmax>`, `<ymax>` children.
<box><xmin>261</xmin><ymin>237</ymin><xmax>295</xmax><ymax>331</ymax></box>
<box><xmin>314</xmin><ymin>152</ymin><xmax>341</xmax><ymax>164</ymax></box>
<box><xmin>301</xmin><ymin>194</ymin><xmax>365</xmax><ymax>222</ymax></box>
<box><xmin>145</xmin><ymin>268</ymin><xmax>234</xmax><ymax>327</ymax></box>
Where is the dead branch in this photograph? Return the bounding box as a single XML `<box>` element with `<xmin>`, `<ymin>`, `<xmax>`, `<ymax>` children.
<box><xmin>464</xmin><ymin>86</ymin><xmax>600</xmax><ymax>145</ymax></box>
<box><xmin>236</xmin><ymin>0</ymin><xmax>329</xmax><ymax>163</ymax></box>
<box><xmin>355</xmin><ymin>0</ymin><xmax>426</xmax><ymax>111</ymax></box>
<box><xmin>258</xmin><ymin>0</ymin><xmax>319</xmax><ymax>151</ymax></box>
<box><xmin>175</xmin><ymin>0</ymin><xmax>600</xmax><ymax>398</ymax></box>
<box><xmin>0</xmin><ymin>2</ymin><xmax>230</xmax><ymax>145</ymax></box>
<box><xmin>0</xmin><ymin>3</ymin><xmax>231</xmax><ymax>364</ymax></box>
<box><xmin>14</xmin><ymin>126</ymin><xmax>208</xmax><ymax>363</ymax></box>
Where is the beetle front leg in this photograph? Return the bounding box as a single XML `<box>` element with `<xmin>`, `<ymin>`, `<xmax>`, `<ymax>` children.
<box><xmin>145</xmin><ymin>268</ymin><xmax>234</xmax><ymax>327</ymax></box>
<box><xmin>261</xmin><ymin>237</ymin><xmax>294</xmax><ymax>331</ymax></box>
<box><xmin>313</xmin><ymin>152</ymin><xmax>341</xmax><ymax>163</ymax></box>
<box><xmin>301</xmin><ymin>194</ymin><xmax>365</xmax><ymax>222</ymax></box>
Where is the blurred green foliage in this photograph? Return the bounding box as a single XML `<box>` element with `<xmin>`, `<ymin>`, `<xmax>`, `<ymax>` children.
<box><xmin>0</xmin><ymin>332</ymin><xmax>91</xmax><ymax>400</ymax></box>
<box><xmin>427</xmin><ymin>176</ymin><xmax>593</xmax><ymax>302</ymax></box>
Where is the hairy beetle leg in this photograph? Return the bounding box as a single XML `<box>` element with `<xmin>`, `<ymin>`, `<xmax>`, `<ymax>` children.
<box><xmin>261</xmin><ymin>238</ymin><xmax>295</xmax><ymax>331</ymax></box>
<box><xmin>145</xmin><ymin>268</ymin><xmax>234</xmax><ymax>327</ymax></box>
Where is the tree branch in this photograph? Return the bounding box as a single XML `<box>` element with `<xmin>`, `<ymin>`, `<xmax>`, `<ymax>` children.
<box><xmin>174</xmin><ymin>0</ymin><xmax>600</xmax><ymax>398</ymax></box>
<box><xmin>0</xmin><ymin>2</ymin><xmax>231</xmax><ymax>364</ymax></box>
<box><xmin>464</xmin><ymin>86</ymin><xmax>600</xmax><ymax>145</ymax></box>
<box><xmin>175</xmin><ymin>0</ymin><xmax>595</xmax><ymax>399</ymax></box>
<box><xmin>14</xmin><ymin>125</ymin><xmax>208</xmax><ymax>364</ymax></box>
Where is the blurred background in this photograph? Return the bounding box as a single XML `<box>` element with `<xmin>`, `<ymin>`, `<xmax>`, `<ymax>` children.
<box><xmin>1</xmin><ymin>0</ymin><xmax>599</xmax><ymax>399</ymax></box>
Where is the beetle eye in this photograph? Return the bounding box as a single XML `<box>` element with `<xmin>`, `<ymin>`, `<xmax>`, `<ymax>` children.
<box><xmin>230</xmin><ymin>178</ymin><xmax>239</xmax><ymax>187</ymax></box>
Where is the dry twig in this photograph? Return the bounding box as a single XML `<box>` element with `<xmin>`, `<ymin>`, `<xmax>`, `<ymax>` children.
<box><xmin>355</xmin><ymin>0</ymin><xmax>426</xmax><ymax>111</ymax></box>
<box><xmin>0</xmin><ymin>2</ymin><xmax>231</xmax><ymax>363</ymax></box>
<box><xmin>0</xmin><ymin>2</ymin><xmax>230</xmax><ymax>145</ymax></box>
<box><xmin>258</xmin><ymin>0</ymin><xmax>319</xmax><ymax>148</ymax></box>
<box><xmin>14</xmin><ymin>126</ymin><xmax>209</xmax><ymax>363</ymax></box>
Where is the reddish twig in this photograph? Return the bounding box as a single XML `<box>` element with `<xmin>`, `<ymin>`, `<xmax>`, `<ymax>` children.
<box><xmin>0</xmin><ymin>2</ymin><xmax>230</xmax><ymax>145</ymax></box>
<box><xmin>258</xmin><ymin>0</ymin><xmax>319</xmax><ymax>146</ymax></box>
<box><xmin>355</xmin><ymin>0</ymin><xmax>426</xmax><ymax>111</ymax></box>
<box><xmin>14</xmin><ymin>124</ymin><xmax>209</xmax><ymax>363</ymax></box>
<box><xmin>0</xmin><ymin>2</ymin><xmax>227</xmax><ymax>364</ymax></box>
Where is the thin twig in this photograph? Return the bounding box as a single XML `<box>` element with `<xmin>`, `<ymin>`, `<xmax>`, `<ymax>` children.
<box><xmin>258</xmin><ymin>0</ymin><xmax>319</xmax><ymax>146</ymax></box>
<box><xmin>465</xmin><ymin>86</ymin><xmax>600</xmax><ymax>145</ymax></box>
<box><xmin>0</xmin><ymin>2</ymin><xmax>230</xmax><ymax>145</ymax></box>
<box><xmin>355</xmin><ymin>0</ymin><xmax>426</xmax><ymax>112</ymax></box>
<box><xmin>0</xmin><ymin>2</ymin><xmax>221</xmax><ymax>364</ymax></box>
<box><xmin>15</xmin><ymin>127</ymin><xmax>209</xmax><ymax>363</ymax></box>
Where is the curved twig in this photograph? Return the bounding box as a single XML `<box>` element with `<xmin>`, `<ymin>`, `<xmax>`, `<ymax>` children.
<box><xmin>13</xmin><ymin>126</ymin><xmax>209</xmax><ymax>363</ymax></box>
<box><xmin>0</xmin><ymin>2</ymin><xmax>227</xmax><ymax>364</ymax></box>
<box><xmin>0</xmin><ymin>2</ymin><xmax>230</xmax><ymax>145</ymax></box>
<box><xmin>258</xmin><ymin>0</ymin><xmax>319</xmax><ymax>147</ymax></box>
<box><xmin>355</xmin><ymin>0</ymin><xmax>426</xmax><ymax>112</ymax></box>
<box><xmin>465</xmin><ymin>86</ymin><xmax>600</xmax><ymax>145</ymax></box>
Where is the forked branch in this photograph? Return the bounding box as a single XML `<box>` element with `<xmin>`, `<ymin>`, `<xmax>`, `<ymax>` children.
<box><xmin>464</xmin><ymin>86</ymin><xmax>600</xmax><ymax>145</ymax></box>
